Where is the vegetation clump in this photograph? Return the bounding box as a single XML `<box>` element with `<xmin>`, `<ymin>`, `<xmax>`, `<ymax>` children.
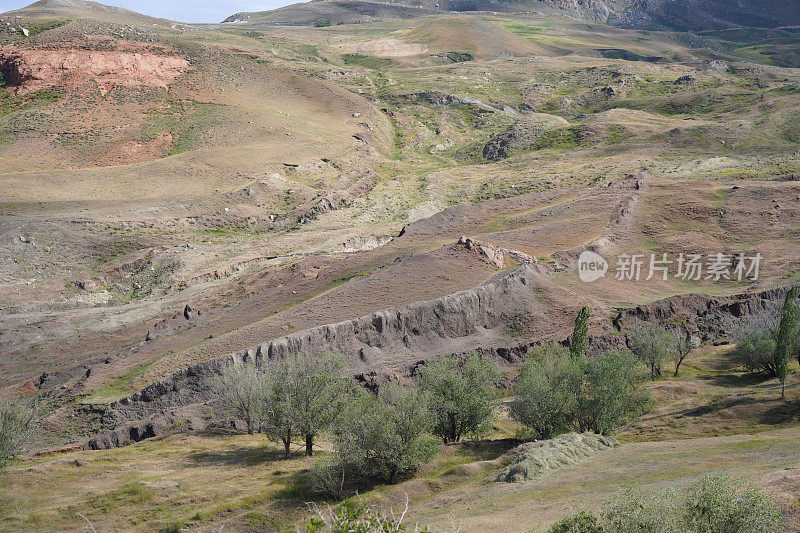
<box><xmin>415</xmin><ymin>353</ymin><xmax>501</xmax><ymax>444</ymax></box>
<box><xmin>510</xmin><ymin>342</ymin><xmax>651</xmax><ymax>438</ymax></box>
<box><xmin>552</xmin><ymin>474</ymin><xmax>783</xmax><ymax>533</ymax></box>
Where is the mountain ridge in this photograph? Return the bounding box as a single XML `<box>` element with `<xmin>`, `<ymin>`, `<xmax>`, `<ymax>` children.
<box><xmin>221</xmin><ymin>0</ymin><xmax>800</xmax><ymax>31</ymax></box>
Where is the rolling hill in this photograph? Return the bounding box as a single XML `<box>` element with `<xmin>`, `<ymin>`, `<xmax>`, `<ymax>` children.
<box><xmin>222</xmin><ymin>0</ymin><xmax>800</xmax><ymax>31</ymax></box>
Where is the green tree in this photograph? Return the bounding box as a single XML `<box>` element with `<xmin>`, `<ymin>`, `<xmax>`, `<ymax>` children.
<box><xmin>773</xmin><ymin>287</ymin><xmax>798</xmax><ymax>398</ymax></box>
<box><xmin>283</xmin><ymin>352</ymin><xmax>349</xmax><ymax>456</ymax></box>
<box><xmin>311</xmin><ymin>384</ymin><xmax>439</xmax><ymax>496</ymax></box>
<box><xmin>511</xmin><ymin>346</ymin><xmax>650</xmax><ymax>438</ymax></box>
<box><xmin>627</xmin><ymin>322</ymin><xmax>675</xmax><ymax>380</ymax></box>
<box><xmin>0</xmin><ymin>396</ymin><xmax>37</xmax><ymax>472</ymax></box>
<box><xmin>576</xmin><ymin>350</ymin><xmax>651</xmax><ymax>435</ymax></box>
<box><xmin>261</xmin><ymin>364</ymin><xmax>295</xmax><ymax>458</ymax></box>
<box><xmin>374</xmin><ymin>383</ymin><xmax>440</xmax><ymax>482</ymax></box>
<box><xmin>510</xmin><ymin>343</ymin><xmax>580</xmax><ymax>439</ymax></box>
<box><xmin>416</xmin><ymin>354</ymin><xmax>501</xmax><ymax>443</ymax></box>
<box><xmin>571</xmin><ymin>306</ymin><xmax>591</xmax><ymax>359</ymax></box>
<box><xmin>211</xmin><ymin>362</ymin><xmax>266</xmax><ymax>434</ymax></box>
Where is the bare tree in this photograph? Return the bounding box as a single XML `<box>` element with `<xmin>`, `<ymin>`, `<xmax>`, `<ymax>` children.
<box><xmin>211</xmin><ymin>362</ymin><xmax>266</xmax><ymax>434</ymax></box>
<box><xmin>0</xmin><ymin>396</ymin><xmax>36</xmax><ymax>471</ymax></box>
<box><xmin>673</xmin><ymin>326</ymin><xmax>691</xmax><ymax>376</ymax></box>
<box><xmin>626</xmin><ymin>321</ymin><xmax>675</xmax><ymax>380</ymax></box>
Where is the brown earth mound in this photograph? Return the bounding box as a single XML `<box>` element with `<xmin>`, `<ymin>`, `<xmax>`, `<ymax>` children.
<box><xmin>0</xmin><ymin>43</ymin><xmax>188</xmax><ymax>95</ymax></box>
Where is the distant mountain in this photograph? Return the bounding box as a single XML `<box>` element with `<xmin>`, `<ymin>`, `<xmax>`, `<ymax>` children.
<box><xmin>2</xmin><ymin>0</ymin><xmax>172</xmax><ymax>24</ymax></box>
<box><xmin>222</xmin><ymin>0</ymin><xmax>800</xmax><ymax>31</ymax></box>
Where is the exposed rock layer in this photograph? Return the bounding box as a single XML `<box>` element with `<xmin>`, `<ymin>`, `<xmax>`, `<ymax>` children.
<box><xmin>86</xmin><ymin>265</ymin><xmax>798</xmax><ymax>450</ymax></box>
<box><xmin>0</xmin><ymin>45</ymin><xmax>188</xmax><ymax>95</ymax></box>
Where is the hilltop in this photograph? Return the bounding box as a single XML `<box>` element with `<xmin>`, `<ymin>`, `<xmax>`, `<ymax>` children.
<box><xmin>2</xmin><ymin>0</ymin><xmax>173</xmax><ymax>24</ymax></box>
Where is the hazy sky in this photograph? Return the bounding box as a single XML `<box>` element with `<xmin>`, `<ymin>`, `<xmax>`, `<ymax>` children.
<box><xmin>0</xmin><ymin>0</ymin><xmax>290</xmax><ymax>23</ymax></box>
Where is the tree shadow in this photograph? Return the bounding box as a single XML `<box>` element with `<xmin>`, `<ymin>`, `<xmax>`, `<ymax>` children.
<box><xmin>699</xmin><ymin>370</ymin><xmax>774</xmax><ymax>388</ymax></box>
<box><xmin>760</xmin><ymin>399</ymin><xmax>800</xmax><ymax>425</ymax></box>
<box><xmin>185</xmin><ymin>444</ymin><xmax>293</xmax><ymax>467</ymax></box>
<box><xmin>454</xmin><ymin>438</ymin><xmax>521</xmax><ymax>461</ymax></box>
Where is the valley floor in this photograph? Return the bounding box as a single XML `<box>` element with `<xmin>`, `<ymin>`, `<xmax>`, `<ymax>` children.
<box><xmin>2</xmin><ymin>346</ymin><xmax>798</xmax><ymax>532</ymax></box>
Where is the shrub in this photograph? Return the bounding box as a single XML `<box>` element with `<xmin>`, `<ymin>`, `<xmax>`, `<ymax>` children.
<box><xmin>602</xmin><ymin>485</ymin><xmax>682</xmax><ymax>532</ymax></box>
<box><xmin>597</xmin><ymin>475</ymin><xmax>783</xmax><ymax>533</ymax></box>
<box><xmin>549</xmin><ymin>510</ymin><xmax>603</xmax><ymax>533</ymax></box>
<box><xmin>311</xmin><ymin>384</ymin><xmax>439</xmax><ymax>497</ymax></box>
<box><xmin>0</xmin><ymin>396</ymin><xmax>37</xmax><ymax>471</ymax></box>
<box><xmin>683</xmin><ymin>474</ymin><xmax>783</xmax><ymax>533</ymax></box>
<box><xmin>510</xmin><ymin>343</ymin><xmax>580</xmax><ymax>439</ymax></box>
<box><xmin>307</xmin><ymin>499</ymin><xmax>409</xmax><ymax>532</ymax></box>
<box><xmin>416</xmin><ymin>354</ymin><xmax>501</xmax><ymax>443</ymax></box>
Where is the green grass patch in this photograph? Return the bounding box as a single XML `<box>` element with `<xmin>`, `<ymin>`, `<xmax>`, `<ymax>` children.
<box><xmin>0</xmin><ymin>86</ymin><xmax>63</xmax><ymax>116</ymax></box>
<box><xmin>24</xmin><ymin>19</ymin><xmax>70</xmax><ymax>37</ymax></box>
<box><xmin>83</xmin><ymin>361</ymin><xmax>157</xmax><ymax>404</ymax></box>
<box><xmin>341</xmin><ymin>54</ymin><xmax>392</xmax><ymax>70</ymax></box>
<box><xmin>445</xmin><ymin>52</ymin><xmax>474</xmax><ymax>63</ymax></box>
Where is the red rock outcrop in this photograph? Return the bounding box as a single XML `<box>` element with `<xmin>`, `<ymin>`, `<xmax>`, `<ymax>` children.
<box><xmin>0</xmin><ymin>44</ymin><xmax>188</xmax><ymax>95</ymax></box>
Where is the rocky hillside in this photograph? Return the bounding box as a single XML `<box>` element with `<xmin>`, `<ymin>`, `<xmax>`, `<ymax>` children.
<box><xmin>222</xmin><ymin>0</ymin><xmax>800</xmax><ymax>31</ymax></box>
<box><xmin>86</xmin><ymin>265</ymin><xmax>798</xmax><ymax>450</ymax></box>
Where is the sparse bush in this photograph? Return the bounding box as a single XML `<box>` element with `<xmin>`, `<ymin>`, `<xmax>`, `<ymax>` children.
<box><xmin>211</xmin><ymin>362</ymin><xmax>266</xmax><ymax>435</ymax></box>
<box><xmin>510</xmin><ymin>343</ymin><xmax>580</xmax><ymax>439</ymax></box>
<box><xmin>627</xmin><ymin>322</ymin><xmax>675</xmax><ymax>379</ymax></box>
<box><xmin>600</xmin><ymin>475</ymin><xmax>783</xmax><ymax>533</ymax></box>
<box><xmin>416</xmin><ymin>354</ymin><xmax>501</xmax><ymax>443</ymax></box>
<box><xmin>0</xmin><ymin>396</ymin><xmax>36</xmax><ymax>471</ymax></box>
<box><xmin>683</xmin><ymin>474</ymin><xmax>783</xmax><ymax>532</ymax></box>
<box><xmin>602</xmin><ymin>484</ymin><xmax>682</xmax><ymax>532</ymax></box>
<box><xmin>307</xmin><ymin>499</ymin><xmax>411</xmax><ymax>532</ymax></box>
